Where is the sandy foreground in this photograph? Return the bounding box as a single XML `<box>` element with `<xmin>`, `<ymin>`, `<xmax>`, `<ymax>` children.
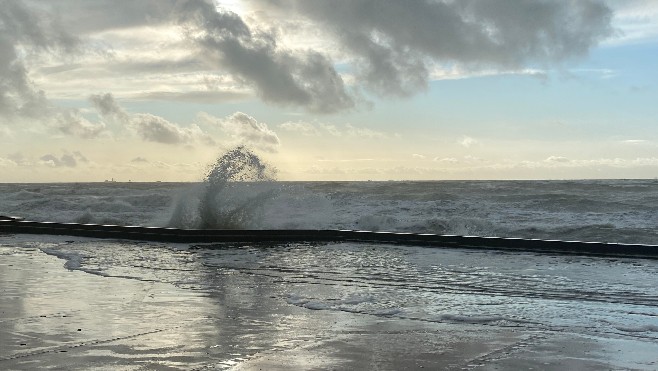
<box><xmin>1</xmin><ymin>243</ymin><xmax>658</xmax><ymax>370</ymax></box>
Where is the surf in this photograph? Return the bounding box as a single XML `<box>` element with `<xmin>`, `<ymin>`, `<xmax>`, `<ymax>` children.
<box><xmin>168</xmin><ymin>146</ymin><xmax>277</xmax><ymax>229</ymax></box>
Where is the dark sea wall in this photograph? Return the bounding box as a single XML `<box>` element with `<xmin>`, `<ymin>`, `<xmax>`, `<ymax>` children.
<box><xmin>2</xmin><ymin>219</ymin><xmax>657</xmax><ymax>259</ymax></box>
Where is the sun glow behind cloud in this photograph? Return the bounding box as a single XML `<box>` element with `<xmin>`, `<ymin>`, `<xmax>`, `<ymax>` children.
<box><xmin>0</xmin><ymin>0</ymin><xmax>657</xmax><ymax>181</ymax></box>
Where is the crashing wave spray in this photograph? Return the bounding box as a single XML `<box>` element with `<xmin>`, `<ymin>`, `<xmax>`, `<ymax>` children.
<box><xmin>168</xmin><ymin>146</ymin><xmax>277</xmax><ymax>229</ymax></box>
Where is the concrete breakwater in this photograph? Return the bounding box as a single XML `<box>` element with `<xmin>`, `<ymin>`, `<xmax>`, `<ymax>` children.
<box><xmin>1</xmin><ymin>218</ymin><xmax>657</xmax><ymax>259</ymax></box>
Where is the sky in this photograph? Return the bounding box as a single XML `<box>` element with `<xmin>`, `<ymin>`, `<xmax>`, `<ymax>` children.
<box><xmin>1</xmin><ymin>0</ymin><xmax>657</xmax><ymax>182</ymax></box>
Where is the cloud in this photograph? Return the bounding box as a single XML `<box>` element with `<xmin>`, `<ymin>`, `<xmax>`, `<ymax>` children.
<box><xmin>135</xmin><ymin>90</ymin><xmax>249</xmax><ymax>104</ymax></box>
<box><xmin>39</xmin><ymin>0</ymin><xmax>176</xmax><ymax>34</ymax></box>
<box><xmin>519</xmin><ymin>156</ymin><xmax>658</xmax><ymax>169</ymax></box>
<box><xmin>54</xmin><ymin>109</ymin><xmax>106</xmax><ymax>138</ymax></box>
<box><xmin>341</xmin><ymin>124</ymin><xmax>387</xmax><ymax>139</ymax></box>
<box><xmin>0</xmin><ymin>0</ymin><xmax>618</xmax><ymax>152</ymax></box>
<box><xmin>39</xmin><ymin>151</ymin><xmax>87</xmax><ymax>168</ymax></box>
<box><xmin>279</xmin><ymin>121</ymin><xmax>320</xmax><ymax>136</ymax></box>
<box><xmin>606</xmin><ymin>1</ymin><xmax>658</xmax><ymax>45</ymax></box>
<box><xmin>545</xmin><ymin>156</ymin><xmax>571</xmax><ymax>163</ymax></box>
<box><xmin>279</xmin><ymin>121</ymin><xmax>386</xmax><ymax>138</ymax></box>
<box><xmin>264</xmin><ymin>0</ymin><xmax>613</xmax><ymax>97</ymax></box>
<box><xmin>0</xmin><ymin>125</ymin><xmax>14</xmax><ymax>139</ymax></box>
<box><xmin>89</xmin><ymin>92</ymin><xmax>130</xmax><ymax>124</ymax></box>
<box><xmin>0</xmin><ymin>0</ymin><xmax>78</xmax><ymax>120</ymax></box>
<box><xmin>316</xmin><ymin>158</ymin><xmax>375</xmax><ymax>163</ymax></box>
<box><xmin>6</xmin><ymin>152</ymin><xmax>31</xmax><ymax>166</ymax></box>
<box><xmin>89</xmin><ymin>92</ymin><xmax>215</xmax><ymax>145</ymax></box>
<box><xmin>197</xmin><ymin>111</ymin><xmax>280</xmax><ymax>152</ymax></box>
<box><xmin>72</xmin><ymin>151</ymin><xmax>88</xmax><ymax>163</ymax></box>
<box><xmin>459</xmin><ymin>136</ymin><xmax>479</xmax><ymax>148</ymax></box>
<box><xmin>176</xmin><ymin>0</ymin><xmax>355</xmax><ymax>113</ymax></box>
<box><xmin>0</xmin><ymin>157</ymin><xmax>18</xmax><ymax>168</ymax></box>
<box><xmin>131</xmin><ymin>113</ymin><xmax>204</xmax><ymax>145</ymax></box>
<box><xmin>7</xmin><ymin>0</ymin><xmax>614</xmax><ymax>122</ymax></box>
<box><xmin>5</xmin><ymin>0</ymin><xmax>356</xmax><ymax>119</ymax></box>
<box><xmin>433</xmin><ymin>157</ymin><xmax>459</xmax><ymax>163</ymax></box>
<box><xmin>131</xmin><ymin>156</ymin><xmax>149</xmax><ymax>163</ymax></box>
<box><xmin>412</xmin><ymin>154</ymin><xmax>426</xmax><ymax>159</ymax></box>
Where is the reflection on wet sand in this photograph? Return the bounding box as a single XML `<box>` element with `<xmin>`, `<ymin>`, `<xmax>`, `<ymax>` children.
<box><xmin>1</xmin><ymin>239</ymin><xmax>658</xmax><ymax>370</ymax></box>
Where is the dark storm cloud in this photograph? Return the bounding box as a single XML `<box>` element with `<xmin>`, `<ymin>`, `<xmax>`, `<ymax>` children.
<box><xmin>263</xmin><ymin>0</ymin><xmax>614</xmax><ymax>96</ymax></box>
<box><xmin>28</xmin><ymin>0</ymin><xmax>355</xmax><ymax>113</ymax></box>
<box><xmin>175</xmin><ymin>0</ymin><xmax>355</xmax><ymax>113</ymax></box>
<box><xmin>1</xmin><ymin>0</ymin><xmax>616</xmax><ymax>121</ymax></box>
<box><xmin>1</xmin><ymin>1</ymin><xmax>77</xmax><ymax>49</ymax></box>
<box><xmin>0</xmin><ymin>0</ymin><xmax>78</xmax><ymax>119</ymax></box>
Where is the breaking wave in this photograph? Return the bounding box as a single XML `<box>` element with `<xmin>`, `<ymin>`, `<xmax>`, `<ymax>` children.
<box><xmin>168</xmin><ymin>146</ymin><xmax>277</xmax><ymax>229</ymax></box>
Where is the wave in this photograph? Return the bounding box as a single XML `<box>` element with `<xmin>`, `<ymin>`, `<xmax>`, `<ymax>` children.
<box><xmin>168</xmin><ymin>146</ymin><xmax>277</xmax><ymax>229</ymax></box>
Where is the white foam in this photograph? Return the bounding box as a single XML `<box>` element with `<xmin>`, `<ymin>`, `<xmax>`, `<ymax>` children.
<box><xmin>439</xmin><ymin>314</ymin><xmax>506</xmax><ymax>324</ymax></box>
<box><xmin>40</xmin><ymin>247</ymin><xmax>84</xmax><ymax>271</ymax></box>
<box><xmin>615</xmin><ymin>324</ymin><xmax>658</xmax><ymax>333</ymax></box>
<box><xmin>303</xmin><ymin>301</ymin><xmax>331</xmax><ymax>310</ymax></box>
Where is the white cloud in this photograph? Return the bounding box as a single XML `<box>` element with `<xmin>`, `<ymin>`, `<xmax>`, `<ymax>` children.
<box><xmin>54</xmin><ymin>109</ymin><xmax>106</xmax><ymax>138</ymax></box>
<box><xmin>521</xmin><ymin>156</ymin><xmax>658</xmax><ymax>169</ymax></box>
<box><xmin>0</xmin><ymin>157</ymin><xmax>18</xmax><ymax>168</ymax></box>
<box><xmin>279</xmin><ymin>120</ymin><xmax>386</xmax><ymax>138</ymax></box>
<box><xmin>463</xmin><ymin>155</ymin><xmax>486</xmax><ymax>163</ymax></box>
<box><xmin>6</xmin><ymin>152</ymin><xmax>31</xmax><ymax>166</ymax></box>
<box><xmin>39</xmin><ymin>151</ymin><xmax>88</xmax><ymax>168</ymax></box>
<box><xmin>433</xmin><ymin>157</ymin><xmax>459</xmax><ymax>163</ymax></box>
<box><xmin>622</xmin><ymin>139</ymin><xmax>649</xmax><ymax>145</ymax></box>
<box><xmin>412</xmin><ymin>154</ymin><xmax>426</xmax><ymax>159</ymax></box>
<box><xmin>342</xmin><ymin>124</ymin><xmax>387</xmax><ymax>139</ymax></box>
<box><xmin>88</xmin><ymin>92</ymin><xmax>215</xmax><ymax>145</ymax></box>
<box><xmin>279</xmin><ymin>121</ymin><xmax>319</xmax><ymax>136</ymax></box>
<box><xmin>197</xmin><ymin>111</ymin><xmax>280</xmax><ymax>152</ymax></box>
<box><xmin>430</xmin><ymin>65</ymin><xmax>547</xmax><ymax>81</ymax></box>
<box><xmin>545</xmin><ymin>156</ymin><xmax>570</xmax><ymax>163</ymax></box>
<box><xmin>606</xmin><ymin>0</ymin><xmax>658</xmax><ymax>45</ymax></box>
<box><xmin>459</xmin><ymin>136</ymin><xmax>479</xmax><ymax>148</ymax></box>
<box><xmin>570</xmin><ymin>68</ymin><xmax>617</xmax><ymax>79</ymax></box>
<box><xmin>131</xmin><ymin>113</ymin><xmax>205</xmax><ymax>145</ymax></box>
<box><xmin>316</xmin><ymin>158</ymin><xmax>375</xmax><ymax>163</ymax></box>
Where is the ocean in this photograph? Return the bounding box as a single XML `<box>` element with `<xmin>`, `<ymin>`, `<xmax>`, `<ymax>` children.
<box><xmin>1</xmin><ymin>178</ymin><xmax>658</xmax><ymax>244</ymax></box>
<box><xmin>2</xmin><ymin>174</ymin><xmax>658</xmax><ymax>368</ymax></box>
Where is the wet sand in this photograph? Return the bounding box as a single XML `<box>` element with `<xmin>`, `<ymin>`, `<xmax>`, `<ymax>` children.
<box><xmin>1</xmin><ymin>244</ymin><xmax>658</xmax><ymax>370</ymax></box>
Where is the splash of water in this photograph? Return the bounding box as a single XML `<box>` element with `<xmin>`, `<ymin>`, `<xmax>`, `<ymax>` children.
<box><xmin>168</xmin><ymin>146</ymin><xmax>277</xmax><ymax>229</ymax></box>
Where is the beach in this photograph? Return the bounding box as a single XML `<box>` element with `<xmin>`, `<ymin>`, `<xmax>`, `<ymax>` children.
<box><xmin>2</xmin><ymin>235</ymin><xmax>658</xmax><ymax>370</ymax></box>
<box><xmin>2</xmin><ymin>0</ymin><xmax>657</xmax><ymax>368</ymax></box>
